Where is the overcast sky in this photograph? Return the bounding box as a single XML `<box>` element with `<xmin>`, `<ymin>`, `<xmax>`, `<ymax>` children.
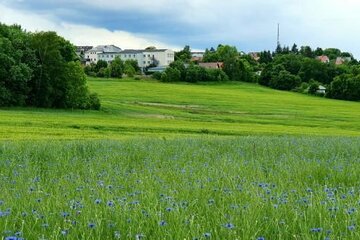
<box><xmin>1</xmin><ymin>0</ymin><xmax>359</xmax><ymax>57</ymax></box>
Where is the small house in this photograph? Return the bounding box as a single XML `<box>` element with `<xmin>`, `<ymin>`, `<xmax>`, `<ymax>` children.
<box><xmin>316</xmin><ymin>85</ymin><xmax>326</xmax><ymax>94</ymax></box>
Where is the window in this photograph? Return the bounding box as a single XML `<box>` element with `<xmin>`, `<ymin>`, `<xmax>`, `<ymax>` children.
<box><xmin>143</xmin><ymin>55</ymin><xmax>146</xmax><ymax>58</ymax></box>
<box><xmin>133</xmin><ymin>54</ymin><xmax>136</xmax><ymax>58</ymax></box>
<box><xmin>148</xmin><ymin>54</ymin><xmax>150</xmax><ymax>57</ymax></box>
<box><xmin>124</xmin><ymin>54</ymin><xmax>127</xmax><ymax>58</ymax></box>
<box><xmin>143</xmin><ymin>61</ymin><xmax>146</xmax><ymax>64</ymax></box>
<box><xmin>148</xmin><ymin>61</ymin><xmax>151</xmax><ymax>64</ymax></box>
<box><xmin>111</xmin><ymin>55</ymin><xmax>113</xmax><ymax>58</ymax></box>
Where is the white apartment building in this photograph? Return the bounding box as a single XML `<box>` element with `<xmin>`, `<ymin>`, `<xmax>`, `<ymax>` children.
<box><xmin>86</xmin><ymin>45</ymin><xmax>175</xmax><ymax>69</ymax></box>
<box><xmin>85</xmin><ymin>45</ymin><xmax>122</xmax><ymax>65</ymax></box>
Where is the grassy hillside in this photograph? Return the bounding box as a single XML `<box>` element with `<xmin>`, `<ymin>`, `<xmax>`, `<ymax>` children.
<box><xmin>0</xmin><ymin>77</ymin><xmax>359</xmax><ymax>139</ymax></box>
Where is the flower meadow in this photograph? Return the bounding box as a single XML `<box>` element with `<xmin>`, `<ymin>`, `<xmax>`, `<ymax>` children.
<box><xmin>0</xmin><ymin>137</ymin><xmax>360</xmax><ymax>239</ymax></box>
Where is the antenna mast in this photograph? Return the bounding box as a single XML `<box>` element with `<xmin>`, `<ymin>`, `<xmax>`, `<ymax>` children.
<box><xmin>277</xmin><ymin>23</ymin><xmax>280</xmax><ymax>47</ymax></box>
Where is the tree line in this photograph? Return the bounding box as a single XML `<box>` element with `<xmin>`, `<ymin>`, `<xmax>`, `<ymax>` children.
<box><xmin>84</xmin><ymin>58</ymin><xmax>140</xmax><ymax>78</ymax></box>
<box><xmin>161</xmin><ymin>44</ymin><xmax>360</xmax><ymax>101</ymax></box>
<box><xmin>0</xmin><ymin>23</ymin><xmax>100</xmax><ymax>109</ymax></box>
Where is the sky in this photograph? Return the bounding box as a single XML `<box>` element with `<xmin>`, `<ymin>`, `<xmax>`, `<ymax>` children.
<box><xmin>1</xmin><ymin>0</ymin><xmax>360</xmax><ymax>58</ymax></box>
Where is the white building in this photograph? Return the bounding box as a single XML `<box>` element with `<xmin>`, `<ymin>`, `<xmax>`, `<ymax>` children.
<box><xmin>93</xmin><ymin>47</ymin><xmax>175</xmax><ymax>70</ymax></box>
<box><xmin>85</xmin><ymin>45</ymin><xmax>122</xmax><ymax>65</ymax></box>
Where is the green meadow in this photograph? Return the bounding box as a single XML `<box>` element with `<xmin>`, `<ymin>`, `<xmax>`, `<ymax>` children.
<box><xmin>1</xmin><ymin>78</ymin><xmax>360</xmax><ymax>239</ymax></box>
<box><xmin>0</xmin><ymin>77</ymin><xmax>359</xmax><ymax>140</ymax></box>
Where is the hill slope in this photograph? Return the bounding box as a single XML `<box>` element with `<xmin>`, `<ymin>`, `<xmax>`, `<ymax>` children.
<box><xmin>0</xmin><ymin>77</ymin><xmax>359</xmax><ymax>139</ymax></box>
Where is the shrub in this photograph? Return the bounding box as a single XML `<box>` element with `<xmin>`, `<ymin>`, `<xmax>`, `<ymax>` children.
<box><xmin>152</xmin><ymin>72</ymin><xmax>162</xmax><ymax>80</ymax></box>
<box><xmin>86</xmin><ymin>93</ymin><xmax>101</xmax><ymax>110</ymax></box>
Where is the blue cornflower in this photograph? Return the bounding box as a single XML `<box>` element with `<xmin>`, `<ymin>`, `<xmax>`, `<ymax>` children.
<box><xmin>310</xmin><ymin>228</ymin><xmax>323</xmax><ymax>233</ymax></box>
<box><xmin>60</xmin><ymin>230</ymin><xmax>68</xmax><ymax>236</ymax></box>
<box><xmin>204</xmin><ymin>232</ymin><xmax>211</xmax><ymax>238</ymax></box>
<box><xmin>88</xmin><ymin>222</ymin><xmax>96</xmax><ymax>229</ymax></box>
<box><xmin>107</xmin><ymin>200</ymin><xmax>115</xmax><ymax>207</ymax></box>
<box><xmin>95</xmin><ymin>199</ymin><xmax>101</xmax><ymax>204</ymax></box>
<box><xmin>348</xmin><ymin>225</ymin><xmax>356</xmax><ymax>231</ymax></box>
<box><xmin>165</xmin><ymin>207</ymin><xmax>173</xmax><ymax>212</ymax></box>
<box><xmin>5</xmin><ymin>237</ymin><xmax>23</xmax><ymax>240</ymax></box>
<box><xmin>257</xmin><ymin>237</ymin><xmax>265</xmax><ymax>240</ymax></box>
<box><xmin>224</xmin><ymin>223</ymin><xmax>235</xmax><ymax>229</ymax></box>
<box><xmin>61</xmin><ymin>212</ymin><xmax>69</xmax><ymax>218</ymax></box>
<box><xmin>159</xmin><ymin>220</ymin><xmax>167</xmax><ymax>226</ymax></box>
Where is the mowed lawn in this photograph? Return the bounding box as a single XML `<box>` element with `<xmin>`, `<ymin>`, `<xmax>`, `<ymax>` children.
<box><xmin>0</xmin><ymin>77</ymin><xmax>359</xmax><ymax>139</ymax></box>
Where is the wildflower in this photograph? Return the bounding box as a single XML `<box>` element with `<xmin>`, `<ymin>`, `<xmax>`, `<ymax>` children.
<box><xmin>310</xmin><ymin>228</ymin><xmax>323</xmax><ymax>233</ymax></box>
<box><xmin>114</xmin><ymin>231</ymin><xmax>121</xmax><ymax>239</ymax></box>
<box><xmin>61</xmin><ymin>212</ymin><xmax>70</xmax><ymax>218</ymax></box>
<box><xmin>88</xmin><ymin>222</ymin><xmax>96</xmax><ymax>229</ymax></box>
<box><xmin>224</xmin><ymin>223</ymin><xmax>235</xmax><ymax>229</ymax></box>
<box><xmin>60</xmin><ymin>230</ymin><xmax>68</xmax><ymax>236</ymax></box>
<box><xmin>135</xmin><ymin>233</ymin><xmax>144</xmax><ymax>239</ymax></box>
<box><xmin>5</xmin><ymin>237</ymin><xmax>23</xmax><ymax>240</ymax></box>
<box><xmin>159</xmin><ymin>220</ymin><xmax>167</xmax><ymax>226</ymax></box>
<box><xmin>107</xmin><ymin>200</ymin><xmax>115</xmax><ymax>207</ymax></box>
<box><xmin>257</xmin><ymin>237</ymin><xmax>265</xmax><ymax>240</ymax></box>
<box><xmin>95</xmin><ymin>199</ymin><xmax>101</xmax><ymax>204</ymax></box>
<box><xmin>165</xmin><ymin>207</ymin><xmax>173</xmax><ymax>212</ymax></box>
<box><xmin>348</xmin><ymin>225</ymin><xmax>355</xmax><ymax>231</ymax></box>
<box><xmin>204</xmin><ymin>232</ymin><xmax>211</xmax><ymax>238</ymax></box>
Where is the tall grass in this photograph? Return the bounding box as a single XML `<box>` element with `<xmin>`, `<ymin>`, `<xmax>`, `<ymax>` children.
<box><xmin>1</xmin><ymin>136</ymin><xmax>360</xmax><ymax>239</ymax></box>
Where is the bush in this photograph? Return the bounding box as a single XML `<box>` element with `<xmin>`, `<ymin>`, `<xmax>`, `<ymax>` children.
<box><xmin>270</xmin><ymin>70</ymin><xmax>301</xmax><ymax>90</ymax></box>
<box><xmin>86</xmin><ymin>93</ymin><xmax>101</xmax><ymax>110</ymax></box>
<box><xmin>327</xmin><ymin>74</ymin><xmax>360</xmax><ymax>101</ymax></box>
<box><xmin>152</xmin><ymin>72</ymin><xmax>162</xmax><ymax>80</ymax></box>
<box><xmin>161</xmin><ymin>67</ymin><xmax>181</xmax><ymax>82</ymax></box>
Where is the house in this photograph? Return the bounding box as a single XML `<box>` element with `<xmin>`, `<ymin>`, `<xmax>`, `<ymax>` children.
<box><xmin>85</xmin><ymin>45</ymin><xmax>122</xmax><ymax>65</ymax></box>
<box><xmin>317</xmin><ymin>85</ymin><xmax>326</xmax><ymax>94</ymax></box>
<box><xmin>316</xmin><ymin>55</ymin><xmax>330</xmax><ymax>63</ymax></box>
<box><xmin>249</xmin><ymin>52</ymin><xmax>260</xmax><ymax>61</ymax></box>
<box><xmin>191</xmin><ymin>52</ymin><xmax>205</xmax><ymax>62</ymax></box>
<box><xmin>335</xmin><ymin>57</ymin><xmax>351</xmax><ymax>65</ymax></box>
<box><xmin>86</xmin><ymin>45</ymin><xmax>174</xmax><ymax>70</ymax></box>
<box><xmin>199</xmin><ymin>62</ymin><xmax>224</xmax><ymax>69</ymax></box>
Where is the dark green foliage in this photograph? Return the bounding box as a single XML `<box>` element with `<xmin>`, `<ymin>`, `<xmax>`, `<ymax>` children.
<box><xmin>95</xmin><ymin>60</ymin><xmax>108</xmax><ymax>72</ymax></box>
<box><xmin>124</xmin><ymin>59</ymin><xmax>140</xmax><ymax>73</ymax></box>
<box><xmin>0</xmin><ymin>23</ymin><xmax>36</xmax><ymax>106</ymax></box>
<box><xmin>308</xmin><ymin>80</ymin><xmax>320</xmax><ymax>95</ymax></box>
<box><xmin>299</xmin><ymin>46</ymin><xmax>314</xmax><ymax>58</ymax></box>
<box><xmin>327</xmin><ymin>74</ymin><xmax>360</xmax><ymax>101</ymax></box>
<box><xmin>185</xmin><ymin>65</ymin><xmax>207</xmax><ymax>83</ymax></box>
<box><xmin>259</xmin><ymin>51</ymin><xmax>272</xmax><ymax>64</ymax></box>
<box><xmin>169</xmin><ymin>60</ymin><xmax>186</xmax><ymax>79</ymax></box>
<box><xmin>270</xmin><ymin>70</ymin><xmax>301</xmax><ymax>90</ymax></box>
<box><xmin>175</xmin><ymin>45</ymin><xmax>191</xmax><ymax>62</ymax></box>
<box><xmin>152</xmin><ymin>72</ymin><xmax>162</xmax><ymax>80</ymax></box>
<box><xmin>161</xmin><ymin>67</ymin><xmax>181</xmax><ymax>82</ymax></box>
<box><xmin>323</xmin><ymin>48</ymin><xmax>341</xmax><ymax>60</ymax></box>
<box><xmin>224</xmin><ymin>58</ymin><xmax>255</xmax><ymax>82</ymax></box>
<box><xmin>0</xmin><ymin>23</ymin><xmax>100</xmax><ymax>109</ymax></box>
<box><xmin>110</xmin><ymin>57</ymin><xmax>124</xmax><ymax>78</ymax></box>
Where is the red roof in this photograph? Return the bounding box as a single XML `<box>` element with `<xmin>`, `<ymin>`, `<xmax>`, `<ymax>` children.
<box><xmin>199</xmin><ymin>62</ymin><xmax>224</xmax><ymax>69</ymax></box>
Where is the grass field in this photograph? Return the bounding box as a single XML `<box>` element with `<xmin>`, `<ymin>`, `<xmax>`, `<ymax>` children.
<box><xmin>0</xmin><ymin>77</ymin><xmax>359</xmax><ymax>139</ymax></box>
<box><xmin>1</xmin><ymin>77</ymin><xmax>360</xmax><ymax>239</ymax></box>
<box><xmin>1</xmin><ymin>137</ymin><xmax>360</xmax><ymax>239</ymax></box>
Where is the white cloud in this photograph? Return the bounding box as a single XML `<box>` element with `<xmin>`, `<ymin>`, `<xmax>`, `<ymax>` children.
<box><xmin>0</xmin><ymin>3</ymin><xmax>179</xmax><ymax>50</ymax></box>
<box><xmin>1</xmin><ymin>0</ymin><xmax>360</xmax><ymax>57</ymax></box>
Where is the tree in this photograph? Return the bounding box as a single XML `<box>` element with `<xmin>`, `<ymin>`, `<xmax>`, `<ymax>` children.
<box><xmin>270</xmin><ymin>70</ymin><xmax>301</xmax><ymax>90</ymax></box>
<box><xmin>300</xmin><ymin>46</ymin><xmax>314</xmax><ymax>58</ymax></box>
<box><xmin>175</xmin><ymin>45</ymin><xmax>192</xmax><ymax>62</ymax></box>
<box><xmin>30</xmin><ymin>31</ymin><xmax>99</xmax><ymax>109</ymax></box>
<box><xmin>125</xmin><ymin>59</ymin><xmax>140</xmax><ymax>73</ymax></box>
<box><xmin>0</xmin><ymin>23</ymin><xmax>36</xmax><ymax>106</ymax></box>
<box><xmin>161</xmin><ymin>67</ymin><xmax>181</xmax><ymax>82</ymax></box>
<box><xmin>124</xmin><ymin>62</ymin><xmax>136</xmax><ymax>77</ymax></box>
<box><xmin>95</xmin><ymin>60</ymin><xmax>108</xmax><ymax>72</ymax></box>
<box><xmin>291</xmin><ymin>44</ymin><xmax>299</xmax><ymax>54</ymax></box>
<box><xmin>323</xmin><ymin>48</ymin><xmax>341</xmax><ymax>60</ymax></box>
<box><xmin>169</xmin><ymin>60</ymin><xmax>186</xmax><ymax>80</ymax></box>
<box><xmin>314</xmin><ymin>47</ymin><xmax>324</xmax><ymax>56</ymax></box>
<box><xmin>110</xmin><ymin>57</ymin><xmax>124</xmax><ymax>78</ymax></box>
<box><xmin>327</xmin><ymin>74</ymin><xmax>360</xmax><ymax>101</ymax></box>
